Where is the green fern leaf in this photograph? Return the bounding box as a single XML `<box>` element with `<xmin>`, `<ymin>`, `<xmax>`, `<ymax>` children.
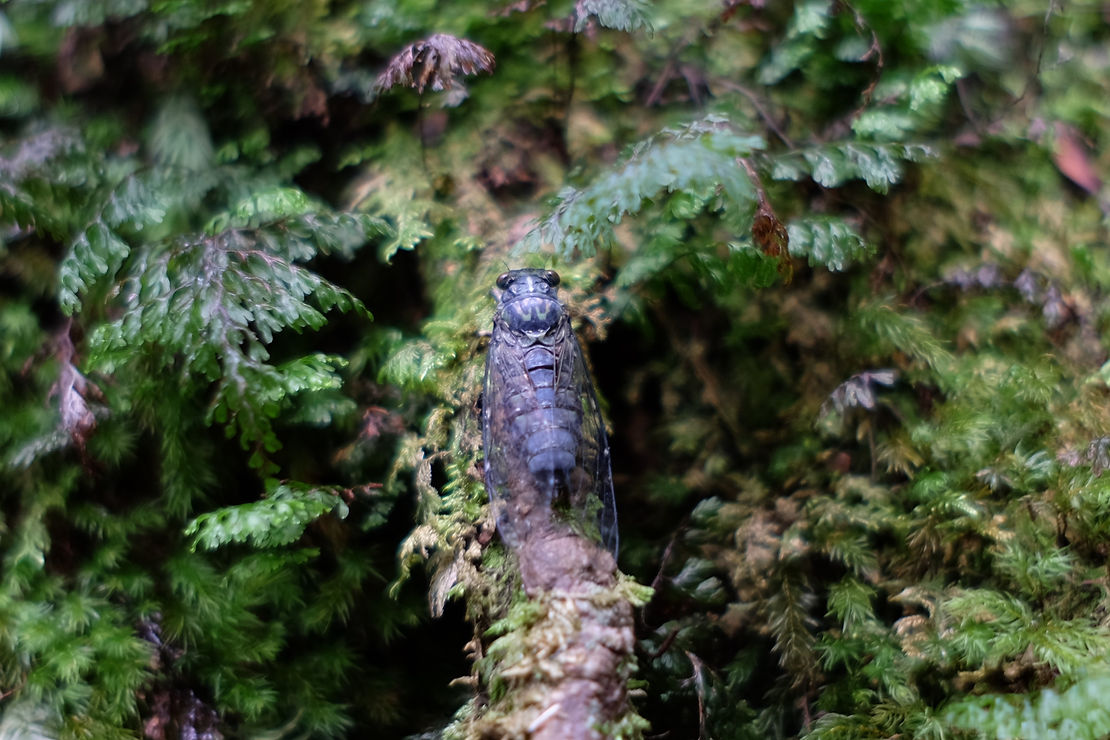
<box><xmin>101</xmin><ymin>173</ymin><xmax>169</xmax><ymax>232</ymax></box>
<box><xmin>787</xmin><ymin>216</ymin><xmax>871</xmax><ymax>271</ymax></box>
<box><xmin>521</xmin><ymin>117</ymin><xmax>764</xmax><ymax>258</ymax></box>
<box><xmin>58</xmin><ymin>222</ymin><xmax>130</xmax><ymax>314</ymax></box>
<box><xmin>756</xmin><ymin>0</ymin><xmax>831</xmax><ymax>84</ymax></box>
<box><xmin>205</xmin><ymin>186</ymin><xmax>312</xmax><ymax>233</ymax></box>
<box><xmin>88</xmin><ymin>224</ymin><xmax>367</xmax><ymax>457</ymax></box>
<box><xmin>770</xmin><ymin>143</ymin><xmax>935</xmax><ymax>193</ymax></box>
<box><xmin>185</xmin><ymin>482</ymin><xmax>350</xmax><ymax>550</ymax></box>
<box><xmin>574</xmin><ymin>0</ymin><xmax>652</xmax><ymax>32</ymax></box>
<box><xmin>148</xmin><ymin>96</ymin><xmax>214</xmax><ymax>172</ymax></box>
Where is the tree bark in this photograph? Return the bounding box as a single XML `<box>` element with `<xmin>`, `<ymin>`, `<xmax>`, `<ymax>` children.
<box><xmin>476</xmin><ymin>531</ymin><xmax>638</xmax><ymax>739</ymax></box>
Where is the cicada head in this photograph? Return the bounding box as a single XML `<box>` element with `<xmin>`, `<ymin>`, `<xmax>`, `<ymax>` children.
<box><xmin>494</xmin><ymin>269</ymin><xmax>565</xmax><ymax>339</ymax></box>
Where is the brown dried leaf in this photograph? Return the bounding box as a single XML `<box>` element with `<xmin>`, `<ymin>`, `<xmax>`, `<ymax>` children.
<box><xmin>48</xmin><ymin>323</ymin><xmax>98</xmax><ymax>451</ymax></box>
<box><xmin>1053</xmin><ymin>121</ymin><xmax>1101</xmax><ymax>195</ymax></box>
<box><xmin>738</xmin><ymin>156</ymin><xmax>792</xmax><ymax>283</ymax></box>
<box><xmin>376</xmin><ymin>34</ymin><xmax>496</xmax><ymax>94</ymax></box>
<box><xmin>358</xmin><ymin>405</ymin><xmax>406</xmax><ymax>441</ymax></box>
<box><xmin>58</xmin><ymin>364</ymin><xmax>96</xmax><ymax>448</ymax></box>
<box><xmin>751</xmin><ymin>195</ymin><xmax>792</xmax><ymax>283</ymax></box>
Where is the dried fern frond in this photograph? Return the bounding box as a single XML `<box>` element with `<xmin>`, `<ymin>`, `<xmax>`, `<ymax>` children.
<box><xmin>376</xmin><ymin>34</ymin><xmax>495</xmax><ymax>94</ymax></box>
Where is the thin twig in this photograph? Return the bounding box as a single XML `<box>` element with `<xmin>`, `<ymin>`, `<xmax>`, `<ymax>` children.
<box><xmin>417</xmin><ymin>95</ymin><xmax>429</xmax><ymax>173</ymax></box>
<box><xmin>841</xmin><ymin>0</ymin><xmax>884</xmax><ymax>110</ymax></box>
<box><xmin>685</xmin><ymin>651</ymin><xmax>709</xmax><ymax>740</ymax></box>
<box><xmin>737</xmin><ymin>155</ymin><xmax>766</xmax><ymax>198</ymax></box>
<box><xmin>649</xmin><ymin>535</ymin><xmax>678</xmax><ymax>595</ymax></box>
<box><xmin>716</xmin><ymin>80</ymin><xmax>794</xmax><ymax>148</ymax></box>
<box><xmin>1013</xmin><ymin>0</ymin><xmax>1057</xmax><ymax>106</ymax></box>
<box><xmin>649</xmin><ymin>626</ymin><xmax>680</xmax><ymax>661</ymax></box>
<box><xmin>646</xmin><ymin>27</ymin><xmax>697</xmax><ymax>107</ymax></box>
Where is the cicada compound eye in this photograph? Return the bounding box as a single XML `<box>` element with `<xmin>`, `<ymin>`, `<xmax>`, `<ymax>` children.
<box><xmin>496</xmin><ymin>272</ymin><xmax>514</xmax><ymax>290</ymax></box>
<box><xmin>543</xmin><ymin>270</ymin><xmax>561</xmax><ymax>286</ymax></box>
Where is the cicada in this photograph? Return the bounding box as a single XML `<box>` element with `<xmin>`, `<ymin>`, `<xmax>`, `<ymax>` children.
<box><xmin>482</xmin><ymin>269</ymin><xmax>618</xmax><ymax>556</ymax></box>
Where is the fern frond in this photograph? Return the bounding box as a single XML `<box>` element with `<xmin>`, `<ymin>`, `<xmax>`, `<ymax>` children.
<box><xmin>87</xmin><ymin>220</ymin><xmax>370</xmax><ymax>458</ymax></box>
<box><xmin>770</xmin><ymin>143</ymin><xmax>935</xmax><ymax>193</ymax></box>
<box><xmin>185</xmin><ymin>482</ymin><xmax>351</xmax><ymax>550</ymax></box>
<box><xmin>573</xmin><ymin>0</ymin><xmax>652</xmax><ymax>32</ymax></box>
<box><xmin>788</xmin><ymin>216</ymin><xmax>872</xmax><ymax>271</ymax></box>
<box><xmin>520</xmin><ymin>116</ymin><xmax>764</xmax><ymax>258</ymax></box>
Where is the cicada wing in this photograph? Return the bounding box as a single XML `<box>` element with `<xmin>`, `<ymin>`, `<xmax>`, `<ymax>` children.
<box><xmin>484</xmin><ymin>325</ymin><xmax>560</xmax><ymax>548</ymax></box>
<box><xmin>483</xmin><ymin>327</ymin><xmax>523</xmax><ymax>547</ymax></box>
<box><xmin>556</xmin><ymin>333</ymin><xmax>619</xmax><ymax>556</ymax></box>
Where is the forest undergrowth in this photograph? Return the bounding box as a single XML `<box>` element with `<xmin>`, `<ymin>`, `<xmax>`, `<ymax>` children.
<box><xmin>3</xmin><ymin>1</ymin><xmax>1110</xmax><ymax>738</ymax></box>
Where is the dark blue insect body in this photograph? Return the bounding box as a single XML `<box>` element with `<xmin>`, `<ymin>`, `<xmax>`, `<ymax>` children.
<box><xmin>482</xmin><ymin>269</ymin><xmax>618</xmax><ymax>556</ymax></box>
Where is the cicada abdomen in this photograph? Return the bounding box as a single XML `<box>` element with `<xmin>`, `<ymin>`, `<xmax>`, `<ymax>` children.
<box><xmin>482</xmin><ymin>269</ymin><xmax>618</xmax><ymax>556</ymax></box>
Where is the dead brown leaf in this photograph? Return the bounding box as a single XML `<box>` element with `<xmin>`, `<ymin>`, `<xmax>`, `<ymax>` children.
<box><xmin>376</xmin><ymin>34</ymin><xmax>496</xmax><ymax>94</ymax></box>
<box><xmin>751</xmin><ymin>193</ymin><xmax>792</xmax><ymax>283</ymax></box>
<box><xmin>47</xmin><ymin>321</ymin><xmax>98</xmax><ymax>453</ymax></box>
<box><xmin>739</xmin><ymin>157</ymin><xmax>793</xmax><ymax>283</ymax></box>
<box><xmin>1053</xmin><ymin>121</ymin><xmax>1101</xmax><ymax>195</ymax></box>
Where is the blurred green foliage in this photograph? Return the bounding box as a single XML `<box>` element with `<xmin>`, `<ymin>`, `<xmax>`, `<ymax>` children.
<box><xmin>2</xmin><ymin>0</ymin><xmax>1110</xmax><ymax>737</ymax></box>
